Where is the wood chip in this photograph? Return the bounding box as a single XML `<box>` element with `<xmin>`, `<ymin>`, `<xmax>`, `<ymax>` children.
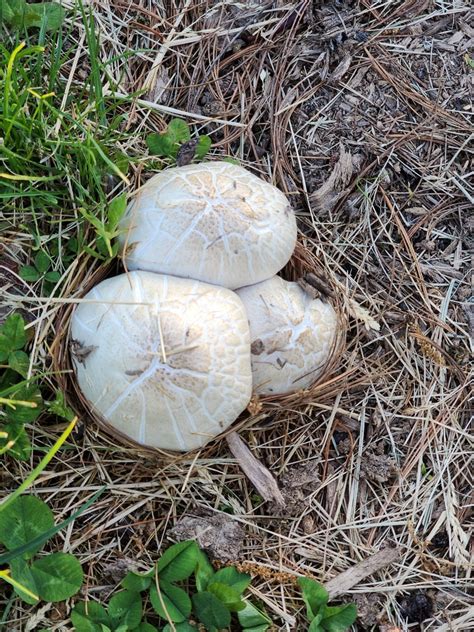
<box><xmin>295</xmin><ymin>546</ymin><xmax>401</xmax><ymax>598</ymax></box>
<box><xmin>328</xmin><ymin>53</ymin><xmax>352</xmax><ymax>83</ymax></box>
<box><xmin>459</xmin><ymin>19</ymin><xmax>474</xmax><ymax>39</ymax></box>
<box><xmin>323</xmin><ymin>547</ymin><xmax>401</xmax><ymax>598</ymax></box>
<box><xmin>226</xmin><ymin>432</ymin><xmax>284</xmax><ymax>507</ymax></box>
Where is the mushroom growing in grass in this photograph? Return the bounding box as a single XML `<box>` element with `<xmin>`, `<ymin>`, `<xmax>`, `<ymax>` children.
<box><xmin>70</xmin><ymin>271</ymin><xmax>252</xmax><ymax>451</ymax></box>
<box><xmin>236</xmin><ymin>275</ymin><xmax>337</xmax><ymax>395</ymax></box>
<box><xmin>119</xmin><ymin>161</ymin><xmax>297</xmax><ymax>289</ymax></box>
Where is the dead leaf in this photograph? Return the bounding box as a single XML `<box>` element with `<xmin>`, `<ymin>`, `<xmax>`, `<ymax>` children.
<box><xmin>348</xmin><ymin>299</ymin><xmax>380</xmax><ymax>331</ymax></box>
<box><xmin>310</xmin><ymin>144</ymin><xmax>363</xmax><ymax>215</ymax></box>
<box><xmin>247</xmin><ymin>395</ymin><xmax>263</xmax><ymax>416</ymax></box>
<box><xmin>25</xmin><ymin>604</ymin><xmax>52</xmax><ymax>632</ymax></box>
<box><xmin>148</xmin><ymin>67</ymin><xmax>170</xmax><ymax>104</ymax></box>
<box><xmin>176</xmin><ymin>139</ymin><xmax>199</xmax><ymax>167</ymax></box>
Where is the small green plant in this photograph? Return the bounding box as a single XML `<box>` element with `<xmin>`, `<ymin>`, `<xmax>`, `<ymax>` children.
<box><xmin>0</xmin><ymin>38</ymin><xmax>131</xmax><ymax>273</ymax></box>
<box><xmin>0</xmin><ymin>0</ymin><xmax>65</xmax><ymax>31</ymax></box>
<box><xmin>0</xmin><ymin>426</ymin><xmax>105</xmax><ymax>606</ymax></box>
<box><xmin>71</xmin><ymin>540</ymin><xmax>271</xmax><ymax>632</ymax></box>
<box><xmin>0</xmin><ymin>314</ymin><xmax>42</xmax><ymax>460</ymax></box>
<box><xmin>0</xmin><ymin>314</ymin><xmax>77</xmax><ymax>460</ymax></box>
<box><xmin>0</xmin><ymin>313</ymin><xmax>30</xmax><ymax>378</ymax></box>
<box><xmin>0</xmin><ymin>416</ymin><xmax>104</xmax><ymax>605</ymax></box>
<box><xmin>146</xmin><ymin>119</ymin><xmax>211</xmax><ymax>165</ymax></box>
<box><xmin>298</xmin><ymin>577</ymin><xmax>357</xmax><ymax>631</ymax></box>
<box><xmin>19</xmin><ymin>249</ymin><xmax>62</xmax><ymax>291</ymax></box>
<box><xmin>0</xmin><ymin>496</ymin><xmax>83</xmax><ymax>604</ymax></box>
<box><xmin>464</xmin><ymin>53</ymin><xmax>474</xmax><ymax>69</ymax></box>
<box><xmin>79</xmin><ymin>192</ymin><xmax>128</xmax><ymax>260</ymax></box>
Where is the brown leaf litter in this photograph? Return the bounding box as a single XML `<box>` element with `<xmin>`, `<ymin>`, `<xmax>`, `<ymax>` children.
<box><xmin>309</xmin><ymin>144</ymin><xmax>364</xmax><ymax>216</ymax></box>
<box><xmin>169</xmin><ymin>512</ymin><xmax>245</xmax><ymax>563</ymax></box>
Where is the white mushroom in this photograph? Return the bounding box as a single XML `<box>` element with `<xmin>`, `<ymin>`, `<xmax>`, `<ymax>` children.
<box><xmin>236</xmin><ymin>276</ymin><xmax>337</xmax><ymax>395</ymax></box>
<box><xmin>119</xmin><ymin>162</ymin><xmax>297</xmax><ymax>289</ymax></box>
<box><xmin>70</xmin><ymin>271</ymin><xmax>252</xmax><ymax>451</ymax></box>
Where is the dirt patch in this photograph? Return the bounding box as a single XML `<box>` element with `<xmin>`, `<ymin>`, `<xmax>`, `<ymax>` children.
<box><xmin>169</xmin><ymin>513</ymin><xmax>245</xmax><ymax>563</ymax></box>
<box><xmin>275</xmin><ymin>461</ymin><xmax>321</xmax><ymax>516</ymax></box>
<box><xmin>353</xmin><ymin>593</ymin><xmax>385</xmax><ymax>628</ymax></box>
<box><xmin>398</xmin><ymin>591</ymin><xmax>434</xmax><ymax>624</ymax></box>
<box><xmin>360</xmin><ymin>450</ymin><xmax>397</xmax><ymax>484</ymax></box>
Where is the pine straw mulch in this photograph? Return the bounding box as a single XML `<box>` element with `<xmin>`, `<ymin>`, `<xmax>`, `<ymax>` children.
<box><xmin>1</xmin><ymin>1</ymin><xmax>473</xmax><ymax>631</ymax></box>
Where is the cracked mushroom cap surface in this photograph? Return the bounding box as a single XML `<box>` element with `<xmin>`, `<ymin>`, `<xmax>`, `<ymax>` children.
<box><xmin>119</xmin><ymin>161</ymin><xmax>297</xmax><ymax>289</ymax></box>
<box><xmin>70</xmin><ymin>271</ymin><xmax>252</xmax><ymax>451</ymax></box>
<box><xmin>236</xmin><ymin>276</ymin><xmax>337</xmax><ymax>395</ymax></box>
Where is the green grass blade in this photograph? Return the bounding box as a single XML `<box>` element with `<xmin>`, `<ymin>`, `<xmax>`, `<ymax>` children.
<box><xmin>0</xmin><ymin>417</ymin><xmax>77</xmax><ymax>514</ymax></box>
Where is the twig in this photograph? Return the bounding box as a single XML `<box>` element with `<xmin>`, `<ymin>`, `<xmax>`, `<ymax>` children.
<box><xmin>226</xmin><ymin>432</ymin><xmax>284</xmax><ymax>507</ymax></box>
<box><xmin>323</xmin><ymin>548</ymin><xmax>401</xmax><ymax>599</ymax></box>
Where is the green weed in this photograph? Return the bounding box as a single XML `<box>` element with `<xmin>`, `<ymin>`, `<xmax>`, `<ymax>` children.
<box><xmin>72</xmin><ymin>540</ymin><xmax>271</xmax><ymax>632</ymax></box>
<box><xmin>0</xmin><ymin>487</ymin><xmax>105</xmax><ymax>605</ymax></box>
<box><xmin>298</xmin><ymin>577</ymin><xmax>357</xmax><ymax>631</ymax></box>
<box><xmin>0</xmin><ymin>314</ymin><xmax>42</xmax><ymax>460</ymax></box>
<box><xmin>0</xmin><ymin>496</ymin><xmax>83</xmax><ymax>604</ymax></box>
<box><xmin>1</xmin><ymin>0</ymin><xmax>65</xmax><ymax>32</ymax></box>
<box><xmin>147</xmin><ymin>118</ymin><xmax>211</xmax><ymax>165</ymax></box>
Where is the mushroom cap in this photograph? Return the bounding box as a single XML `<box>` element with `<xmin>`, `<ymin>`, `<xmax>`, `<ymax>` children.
<box><xmin>119</xmin><ymin>162</ymin><xmax>297</xmax><ymax>290</ymax></box>
<box><xmin>70</xmin><ymin>271</ymin><xmax>252</xmax><ymax>451</ymax></box>
<box><xmin>236</xmin><ymin>276</ymin><xmax>337</xmax><ymax>395</ymax></box>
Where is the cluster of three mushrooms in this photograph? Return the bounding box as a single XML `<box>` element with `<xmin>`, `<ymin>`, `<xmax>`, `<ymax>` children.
<box><xmin>71</xmin><ymin>162</ymin><xmax>337</xmax><ymax>451</ymax></box>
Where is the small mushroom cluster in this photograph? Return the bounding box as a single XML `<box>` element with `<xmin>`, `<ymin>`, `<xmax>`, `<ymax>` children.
<box><xmin>71</xmin><ymin>162</ymin><xmax>338</xmax><ymax>452</ymax></box>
